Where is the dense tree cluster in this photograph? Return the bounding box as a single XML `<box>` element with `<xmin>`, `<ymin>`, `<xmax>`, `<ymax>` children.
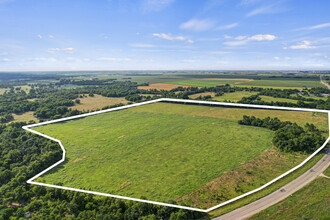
<box><xmin>0</xmin><ymin>123</ymin><xmax>205</xmax><ymax>219</ymax></box>
<box><xmin>239</xmin><ymin>116</ymin><xmax>325</xmax><ymax>153</ymax></box>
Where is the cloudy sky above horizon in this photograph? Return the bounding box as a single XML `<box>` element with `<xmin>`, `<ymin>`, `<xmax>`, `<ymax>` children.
<box><xmin>0</xmin><ymin>0</ymin><xmax>330</xmax><ymax>71</ymax></box>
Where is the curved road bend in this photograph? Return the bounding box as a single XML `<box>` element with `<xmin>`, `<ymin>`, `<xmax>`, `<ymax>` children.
<box><xmin>320</xmin><ymin>75</ymin><xmax>330</xmax><ymax>89</ymax></box>
<box><xmin>214</xmin><ymin>153</ymin><xmax>330</xmax><ymax>220</ymax></box>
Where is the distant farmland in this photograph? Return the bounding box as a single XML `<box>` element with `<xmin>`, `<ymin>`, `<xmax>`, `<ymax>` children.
<box><xmin>32</xmin><ymin>102</ymin><xmax>328</xmax><ymax>209</ymax></box>
<box><xmin>166</xmin><ymin>79</ymin><xmax>324</xmax><ymax>89</ymax></box>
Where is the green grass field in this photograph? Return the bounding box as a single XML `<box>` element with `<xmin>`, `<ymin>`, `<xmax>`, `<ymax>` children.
<box><xmin>212</xmin><ymin>91</ymin><xmax>258</xmax><ymax>102</ymax></box>
<box><xmin>259</xmin><ymin>95</ymin><xmax>298</xmax><ymax>104</ymax></box>
<box><xmin>324</xmin><ymin>165</ymin><xmax>330</xmax><ymax>177</ymax></box>
<box><xmin>237</xmin><ymin>79</ymin><xmax>324</xmax><ymax>88</ymax></box>
<box><xmin>166</xmin><ymin>79</ymin><xmax>247</xmax><ymax>87</ymax></box>
<box><xmin>32</xmin><ymin>103</ymin><xmax>328</xmax><ymax>209</ymax></box>
<box><xmin>166</xmin><ymin>79</ymin><xmax>324</xmax><ymax>89</ymax></box>
<box><xmin>248</xmin><ymin>177</ymin><xmax>330</xmax><ymax>220</ymax></box>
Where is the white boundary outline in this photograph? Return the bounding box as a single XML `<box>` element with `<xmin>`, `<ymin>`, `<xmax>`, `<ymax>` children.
<box><xmin>22</xmin><ymin>98</ymin><xmax>330</xmax><ymax>213</ymax></box>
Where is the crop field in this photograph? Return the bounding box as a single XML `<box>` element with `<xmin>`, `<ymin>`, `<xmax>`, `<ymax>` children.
<box><xmin>189</xmin><ymin>92</ymin><xmax>216</xmax><ymax>99</ymax></box>
<box><xmin>166</xmin><ymin>79</ymin><xmax>324</xmax><ymax>89</ymax></box>
<box><xmin>212</xmin><ymin>91</ymin><xmax>258</xmax><ymax>102</ymax></box>
<box><xmin>166</xmin><ymin>79</ymin><xmax>246</xmax><ymax>87</ymax></box>
<box><xmin>70</xmin><ymin>94</ymin><xmax>128</xmax><ymax>111</ymax></box>
<box><xmin>249</xmin><ymin>177</ymin><xmax>330</xmax><ymax>220</ymax></box>
<box><xmin>32</xmin><ymin>102</ymin><xmax>328</xmax><ymax>209</ymax></box>
<box><xmin>138</xmin><ymin>83</ymin><xmax>189</xmax><ymax>91</ymax></box>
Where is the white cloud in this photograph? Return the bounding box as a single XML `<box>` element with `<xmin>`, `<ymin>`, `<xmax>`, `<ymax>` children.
<box><xmin>0</xmin><ymin>52</ymin><xmax>9</xmax><ymax>56</ymax></box>
<box><xmin>49</xmin><ymin>35</ymin><xmax>54</xmax><ymax>39</ymax></box>
<box><xmin>0</xmin><ymin>58</ymin><xmax>10</xmax><ymax>62</ymax></box>
<box><xmin>273</xmin><ymin>56</ymin><xmax>280</xmax><ymax>60</ymax></box>
<box><xmin>224</xmin><ymin>35</ymin><xmax>232</xmax><ymax>39</ymax></box>
<box><xmin>217</xmin><ymin>22</ymin><xmax>239</xmax><ymax>30</ymax></box>
<box><xmin>235</xmin><ymin>35</ymin><xmax>247</xmax><ymax>40</ymax></box>
<box><xmin>224</xmin><ymin>34</ymin><xmax>276</xmax><ymax>46</ymax></box>
<box><xmin>224</xmin><ymin>40</ymin><xmax>249</xmax><ymax>46</ymax></box>
<box><xmin>48</xmin><ymin>48</ymin><xmax>76</xmax><ymax>53</ymax></box>
<box><xmin>298</xmin><ymin>22</ymin><xmax>330</xmax><ymax>31</ymax></box>
<box><xmin>96</xmin><ymin>57</ymin><xmax>131</xmax><ymax>62</ymax></box>
<box><xmin>131</xmin><ymin>43</ymin><xmax>155</xmax><ymax>48</ymax></box>
<box><xmin>153</xmin><ymin>33</ymin><xmax>193</xmax><ymax>43</ymax></box>
<box><xmin>289</xmin><ymin>41</ymin><xmax>317</xmax><ymax>49</ymax></box>
<box><xmin>142</xmin><ymin>0</ymin><xmax>175</xmax><ymax>12</ymax></box>
<box><xmin>246</xmin><ymin>2</ymin><xmax>285</xmax><ymax>17</ymax></box>
<box><xmin>37</xmin><ymin>34</ymin><xmax>43</xmax><ymax>39</ymax></box>
<box><xmin>180</xmin><ymin>19</ymin><xmax>214</xmax><ymax>31</ymax></box>
<box><xmin>249</xmin><ymin>34</ymin><xmax>276</xmax><ymax>41</ymax></box>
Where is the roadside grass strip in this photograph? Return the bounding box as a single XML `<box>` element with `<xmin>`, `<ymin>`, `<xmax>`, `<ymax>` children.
<box><xmin>22</xmin><ymin>98</ymin><xmax>330</xmax><ymax>212</ymax></box>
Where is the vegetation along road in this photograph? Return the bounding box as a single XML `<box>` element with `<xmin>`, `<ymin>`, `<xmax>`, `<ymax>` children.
<box><xmin>214</xmin><ymin>153</ymin><xmax>330</xmax><ymax>220</ymax></box>
<box><xmin>320</xmin><ymin>75</ymin><xmax>330</xmax><ymax>89</ymax></box>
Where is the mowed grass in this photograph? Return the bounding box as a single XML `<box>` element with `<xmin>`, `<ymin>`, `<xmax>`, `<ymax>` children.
<box><xmin>70</xmin><ymin>94</ymin><xmax>128</xmax><ymax>111</ymax></box>
<box><xmin>248</xmin><ymin>177</ymin><xmax>330</xmax><ymax>220</ymax></box>
<box><xmin>212</xmin><ymin>91</ymin><xmax>258</xmax><ymax>102</ymax></box>
<box><xmin>259</xmin><ymin>95</ymin><xmax>298</xmax><ymax>104</ymax></box>
<box><xmin>32</xmin><ymin>103</ymin><xmax>328</xmax><ymax>208</ymax></box>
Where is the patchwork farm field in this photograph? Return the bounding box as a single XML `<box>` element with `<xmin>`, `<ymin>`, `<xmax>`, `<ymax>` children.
<box><xmin>166</xmin><ymin>79</ymin><xmax>324</xmax><ymax>89</ymax></box>
<box><xmin>32</xmin><ymin>102</ymin><xmax>328</xmax><ymax>209</ymax></box>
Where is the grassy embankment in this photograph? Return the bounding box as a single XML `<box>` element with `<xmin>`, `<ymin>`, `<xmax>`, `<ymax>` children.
<box><xmin>33</xmin><ymin>103</ymin><xmax>328</xmax><ymax>209</ymax></box>
<box><xmin>248</xmin><ymin>177</ymin><xmax>330</xmax><ymax>220</ymax></box>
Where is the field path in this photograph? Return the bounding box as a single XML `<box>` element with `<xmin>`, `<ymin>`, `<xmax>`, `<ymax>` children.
<box><xmin>320</xmin><ymin>75</ymin><xmax>330</xmax><ymax>89</ymax></box>
<box><xmin>213</xmin><ymin>153</ymin><xmax>330</xmax><ymax>220</ymax></box>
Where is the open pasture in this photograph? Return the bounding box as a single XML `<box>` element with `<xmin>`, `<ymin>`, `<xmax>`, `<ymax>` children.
<box><xmin>212</xmin><ymin>91</ymin><xmax>258</xmax><ymax>102</ymax></box>
<box><xmin>70</xmin><ymin>94</ymin><xmax>128</xmax><ymax>111</ymax></box>
<box><xmin>32</xmin><ymin>102</ymin><xmax>328</xmax><ymax>209</ymax></box>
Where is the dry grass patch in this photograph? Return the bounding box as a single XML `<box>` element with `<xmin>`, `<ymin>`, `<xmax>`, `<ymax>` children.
<box><xmin>138</xmin><ymin>83</ymin><xmax>189</xmax><ymax>91</ymax></box>
<box><xmin>189</xmin><ymin>92</ymin><xmax>216</xmax><ymax>99</ymax></box>
<box><xmin>11</xmin><ymin>111</ymin><xmax>38</xmax><ymax>123</ymax></box>
<box><xmin>70</xmin><ymin>94</ymin><xmax>128</xmax><ymax>111</ymax></box>
<box><xmin>177</xmin><ymin>147</ymin><xmax>306</xmax><ymax>208</ymax></box>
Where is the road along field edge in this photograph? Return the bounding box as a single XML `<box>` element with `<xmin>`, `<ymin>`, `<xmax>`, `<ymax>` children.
<box><xmin>22</xmin><ymin>98</ymin><xmax>330</xmax><ymax>213</ymax></box>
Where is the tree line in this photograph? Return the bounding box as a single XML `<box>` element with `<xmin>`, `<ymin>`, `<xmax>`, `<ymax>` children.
<box><xmin>238</xmin><ymin>116</ymin><xmax>325</xmax><ymax>153</ymax></box>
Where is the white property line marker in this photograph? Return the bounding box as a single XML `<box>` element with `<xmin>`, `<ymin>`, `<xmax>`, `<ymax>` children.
<box><xmin>22</xmin><ymin>98</ymin><xmax>330</xmax><ymax>213</ymax></box>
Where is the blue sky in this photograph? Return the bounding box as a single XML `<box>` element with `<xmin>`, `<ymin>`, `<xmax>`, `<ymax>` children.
<box><xmin>0</xmin><ymin>0</ymin><xmax>329</xmax><ymax>71</ymax></box>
